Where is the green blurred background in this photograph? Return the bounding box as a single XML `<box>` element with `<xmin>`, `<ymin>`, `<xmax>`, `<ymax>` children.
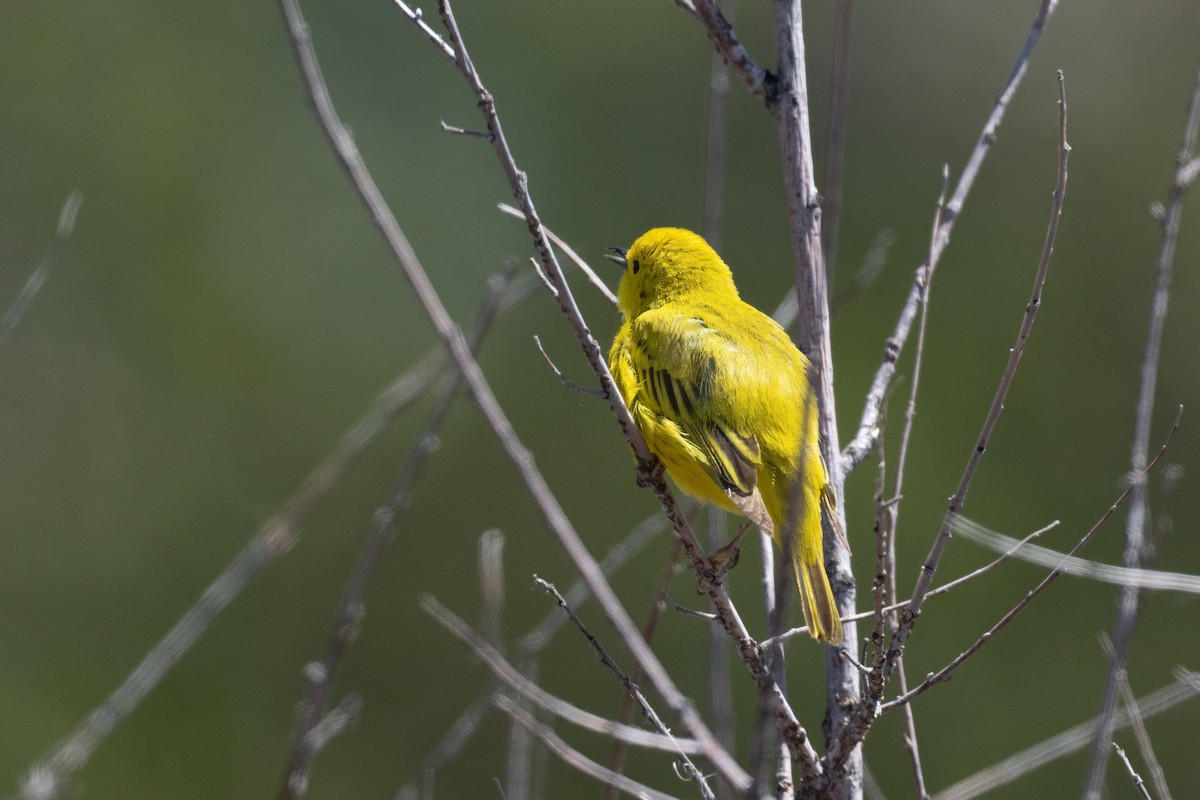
<box><xmin>2</xmin><ymin>0</ymin><xmax>1198</xmax><ymax>797</ymax></box>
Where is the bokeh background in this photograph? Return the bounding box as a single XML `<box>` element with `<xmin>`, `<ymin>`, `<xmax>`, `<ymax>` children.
<box><xmin>2</xmin><ymin>1</ymin><xmax>1198</xmax><ymax>797</ymax></box>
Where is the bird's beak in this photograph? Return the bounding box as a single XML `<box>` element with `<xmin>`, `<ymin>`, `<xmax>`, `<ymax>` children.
<box><xmin>604</xmin><ymin>246</ymin><xmax>628</xmax><ymax>267</ymax></box>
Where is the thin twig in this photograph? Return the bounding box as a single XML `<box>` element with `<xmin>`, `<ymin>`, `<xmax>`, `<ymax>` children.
<box><xmin>390</xmin><ymin>1</ymin><xmax>454</xmax><ymax>56</ymax></box>
<box><xmin>398</xmin><ymin>509</ymin><xmax>673</xmax><ymax>800</ymax></box>
<box><xmin>1084</xmin><ymin>65</ymin><xmax>1200</xmax><ymax>800</ymax></box>
<box><xmin>604</xmin><ymin>540</ymin><xmax>686</xmax><ymax>800</ymax></box>
<box><xmin>420</xmin><ymin>594</ymin><xmax>704</xmax><ymax>755</ymax></box>
<box><xmin>1099</xmin><ymin>634</ymin><xmax>1174</xmax><ymax>800</ymax></box>
<box><xmin>841</xmin><ymin>0</ymin><xmax>1060</xmax><ymax>472</ymax></box>
<box><xmin>882</xmin><ymin>407</ymin><xmax>1182</xmax><ymax>712</ymax></box>
<box><xmin>885</xmin><ymin>167</ymin><xmax>949</xmax><ymax>800</ymax></box>
<box><xmin>497</xmin><ymin>202</ymin><xmax>617</xmax><ymax>306</ymax></box>
<box><xmin>0</xmin><ymin>190</ymin><xmax>82</xmax><ymax>350</ymax></box>
<box><xmin>533</xmin><ymin>335</ymin><xmax>605</xmax><ymax>397</ymax></box>
<box><xmin>494</xmin><ymin>694</ymin><xmax>686</xmax><ymax>800</ymax></box>
<box><xmin>533</xmin><ymin>578</ymin><xmax>717</xmax><ymax>799</ymax></box>
<box><xmin>14</xmin><ymin>272</ymin><xmax>532</xmax><ymax>800</ymax></box>
<box><xmin>401</xmin><ymin>683</ymin><xmax>497</xmax><ymax>799</ymax></box>
<box><xmin>953</xmin><ymin>517</ymin><xmax>1200</xmax><ymax>593</ymax></box>
<box><xmin>1113</xmin><ymin>744</ymin><xmax>1154</xmax><ymax>800</ymax></box>
<box><xmin>440</xmin><ymin>119</ymin><xmax>494</xmax><ymax>140</ymax></box>
<box><xmin>684</xmin><ymin>0</ymin><xmax>775</xmax><ymax>102</ymax></box>
<box><xmin>878</xmin><ymin>70</ymin><xmax>1069</xmax><ymax>701</ymax></box>
<box><xmin>933</xmin><ymin>669</ymin><xmax>1200</xmax><ymax>800</ymax></box>
<box><xmin>704</xmin><ymin>509</ymin><xmax>736</xmax><ymax>800</ymax></box>
<box><xmin>828</xmin><ymin>229</ymin><xmax>894</xmax><ymax>315</ymax></box>
<box><xmin>764</xmin><ymin>521</ymin><xmax>1059</xmax><ymax>649</ymax></box>
<box><xmin>277</xmin><ymin>270</ymin><xmax>513</xmax><ymax>799</ymax></box>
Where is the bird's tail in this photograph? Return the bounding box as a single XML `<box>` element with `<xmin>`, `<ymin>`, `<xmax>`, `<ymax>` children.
<box><xmin>792</xmin><ymin>497</ymin><xmax>844</xmax><ymax>645</ymax></box>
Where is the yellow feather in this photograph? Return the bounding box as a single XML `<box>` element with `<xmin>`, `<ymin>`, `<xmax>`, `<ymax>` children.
<box><xmin>608</xmin><ymin>228</ymin><xmax>843</xmax><ymax>644</ymax></box>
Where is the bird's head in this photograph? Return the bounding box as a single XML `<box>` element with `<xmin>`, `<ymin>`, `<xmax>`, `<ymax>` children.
<box><xmin>606</xmin><ymin>228</ymin><xmax>738</xmax><ymax>318</ymax></box>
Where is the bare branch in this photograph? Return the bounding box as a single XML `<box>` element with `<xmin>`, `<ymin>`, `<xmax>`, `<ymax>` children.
<box><xmin>14</xmin><ymin>268</ymin><xmax>534</xmax><ymax>800</ymax></box>
<box><xmin>1099</xmin><ymin>633</ymin><xmax>1175</xmax><ymax>800</ymax></box>
<box><xmin>533</xmin><ymin>578</ymin><xmax>717</xmax><ymax>799</ymax></box>
<box><xmin>605</xmin><ymin>541</ymin><xmax>687</xmax><ymax>800</ymax></box>
<box><xmin>421</xmin><ymin>594</ymin><xmax>704</xmax><ymax>755</ymax></box>
<box><xmin>497</xmin><ymin>203</ymin><xmax>618</xmax><ymax>306</ymax></box>
<box><xmin>877</xmin><ymin>70</ymin><xmax>1070</xmax><ymax>699</ymax></box>
<box><xmin>533</xmin><ymin>335</ymin><xmax>606</xmax><ymax>398</ymax></box>
<box><xmin>764</xmin><ymin>520</ymin><xmax>1059</xmax><ymax>648</ymax></box>
<box><xmin>841</xmin><ymin>0</ymin><xmax>1060</xmax><ymax>471</ymax></box>
<box><xmin>391</xmin><ymin>1</ymin><xmax>454</xmax><ymax>57</ymax></box>
<box><xmin>684</xmin><ymin>0</ymin><xmax>775</xmax><ymax>102</ymax></box>
<box><xmin>1113</xmin><ymin>744</ymin><xmax>1154</xmax><ymax>800</ymax></box>
<box><xmin>278</xmin><ymin>268</ymin><xmax>514</xmax><ymax>799</ymax></box>
<box><xmin>954</xmin><ymin>516</ymin><xmax>1200</xmax><ymax>593</ymax></box>
<box><xmin>882</xmin><ymin>408</ymin><xmax>1182</xmax><ymax>712</ymax></box>
<box><xmin>0</xmin><ymin>190</ymin><xmax>82</xmax><ymax>350</ymax></box>
<box><xmin>281</xmin><ymin>693</ymin><xmax>363</xmax><ymax>797</ymax></box>
<box><xmin>933</xmin><ymin>669</ymin><xmax>1200</xmax><ymax>800</ymax></box>
<box><xmin>1084</xmin><ymin>65</ymin><xmax>1200</xmax><ymax>799</ymax></box>
<box><xmin>494</xmin><ymin>694</ymin><xmax>687</xmax><ymax>800</ymax></box>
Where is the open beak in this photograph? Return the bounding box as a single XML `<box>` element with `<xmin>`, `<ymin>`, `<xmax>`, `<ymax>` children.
<box><xmin>604</xmin><ymin>246</ymin><xmax>628</xmax><ymax>267</ymax></box>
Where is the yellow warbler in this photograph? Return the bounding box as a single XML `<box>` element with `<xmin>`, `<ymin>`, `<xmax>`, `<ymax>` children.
<box><xmin>607</xmin><ymin>228</ymin><xmax>843</xmax><ymax>644</ymax></box>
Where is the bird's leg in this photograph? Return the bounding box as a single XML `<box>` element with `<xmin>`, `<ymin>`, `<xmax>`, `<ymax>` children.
<box><xmin>708</xmin><ymin>520</ymin><xmax>753</xmax><ymax>582</ymax></box>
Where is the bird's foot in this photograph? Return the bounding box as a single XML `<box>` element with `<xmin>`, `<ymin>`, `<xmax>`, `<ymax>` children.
<box><xmin>635</xmin><ymin>459</ymin><xmax>665</xmax><ymax>489</ymax></box>
<box><xmin>706</xmin><ymin>521</ymin><xmax>753</xmax><ymax>584</ymax></box>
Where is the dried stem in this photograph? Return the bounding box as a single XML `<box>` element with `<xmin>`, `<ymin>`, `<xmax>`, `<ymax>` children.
<box><xmin>604</xmin><ymin>541</ymin><xmax>686</xmax><ymax>800</ymax></box>
<box><xmin>1083</xmin><ymin>65</ymin><xmax>1200</xmax><ymax>799</ymax></box>
<box><xmin>953</xmin><ymin>517</ymin><xmax>1200</xmax><ymax>594</ymax></box>
<box><xmin>496</xmin><ymin>203</ymin><xmax>617</xmax><ymax>306</ymax></box>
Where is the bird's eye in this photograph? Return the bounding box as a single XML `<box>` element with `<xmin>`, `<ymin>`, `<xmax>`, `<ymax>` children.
<box><xmin>631</xmin><ymin>260</ymin><xmax>641</xmax><ymax>275</ymax></box>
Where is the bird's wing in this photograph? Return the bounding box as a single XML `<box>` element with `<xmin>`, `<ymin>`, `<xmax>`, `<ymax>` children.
<box><xmin>627</xmin><ymin>309</ymin><xmax>762</xmax><ymax>497</ymax></box>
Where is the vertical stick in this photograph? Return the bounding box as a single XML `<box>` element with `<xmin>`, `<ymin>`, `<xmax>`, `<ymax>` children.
<box><xmin>772</xmin><ymin>2</ymin><xmax>860</xmax><ymax>797</ymax></box>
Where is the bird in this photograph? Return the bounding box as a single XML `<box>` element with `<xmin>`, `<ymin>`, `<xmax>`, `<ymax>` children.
<box><xmin>607</xmin><ymin>227</ymin><xmax>843</xmax><ymax>644</ymax></box>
